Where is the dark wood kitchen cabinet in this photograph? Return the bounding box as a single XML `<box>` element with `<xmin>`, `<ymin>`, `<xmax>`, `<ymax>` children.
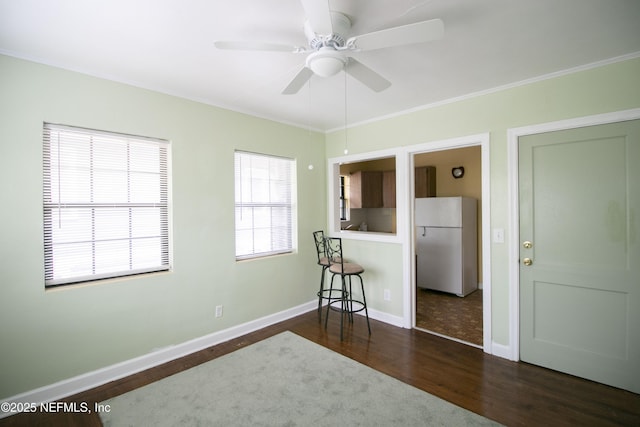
<box><xmin>415</xmin><ymin>166</ymin><xmax>436</xmax><ymax>198</ymax></box>
<box><xmin>350</xmin><ymin>170</ymin><xmax>383</xmax><ymax>208</ymax></box>
<box><xmin>382</xmin><ymin>170</ymin><xmax>396</xmax><ymax>208</ymax></box>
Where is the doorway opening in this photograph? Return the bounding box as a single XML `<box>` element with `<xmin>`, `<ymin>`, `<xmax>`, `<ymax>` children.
<box><xmin>411</xmin><ymin>143</ymin><xmax>486</xmax><ymax>349</ymax></box>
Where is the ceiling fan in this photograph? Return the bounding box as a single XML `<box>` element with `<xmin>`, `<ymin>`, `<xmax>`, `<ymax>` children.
<box><xmin>214</xmin><ymin>0</ymin><xmax>444</xmax><ymax>94</ymax></box>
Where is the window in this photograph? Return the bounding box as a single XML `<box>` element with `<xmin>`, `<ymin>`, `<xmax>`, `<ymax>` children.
<box><xmin>43</xmin><ymin>123</ymin><xmax>170</xmax><ymax>287</ymax></box>
<box><xmin>339</xmin><ymin>175</ymin><xmax>349</xmax><ymax>220</ymax></box>
<box><xmin>234</xmin><ymin>151</ymin><xmax>295</xmax><ymax>260</ymax></box>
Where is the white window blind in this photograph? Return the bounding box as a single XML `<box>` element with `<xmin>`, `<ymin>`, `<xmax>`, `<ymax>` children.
<box><xmin>43</xmin><ymin>123</ymin><xmax>170</xmax><ymax>286</ymax></box>
<box><xmin>234</xmin><ymin>151</ymin><xmax>295</xmax><ymax>260</ymax></box>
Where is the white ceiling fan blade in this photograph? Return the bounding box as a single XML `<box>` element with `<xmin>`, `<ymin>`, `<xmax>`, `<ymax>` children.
<box><xmin>299</xmin><ymin>0</ymin><xmax>333</xmax><ymax>34</ymax></box>
<box><xmin>348</xmin><ymin>19</ymin><xmax>444</xmax><ymax>52</ymax></box>
<box><xmin>282</xmin><ymin>67</ymin><xmax>314</xmax><ymax>95</ymax></box>
<box><xmin>345</xmin><ymin>58</ymin><xmax>391</xmax><ymax>92</ymax></box>
<box><xmin>214</xmin><ymin>41</ymin><xmax>302</xmax><ymax>53</ymax></box>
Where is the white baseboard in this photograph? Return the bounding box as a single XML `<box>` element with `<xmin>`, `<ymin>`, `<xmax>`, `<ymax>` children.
<box><xmin>490</xmin><ymin>341</ymin><xmax>514</xmax><ymax>360</ymax></box>
<box><xmin>366</xmin><ymin>308</ymin><xmax>405</xmax><ymax>328</ymax></box>
<box><xmin>0</xmin><ymin>300</ymin><xmax>317</xmax><ymax>418</ymax></box>
<box><xmin>318</xmin><ymin>300</ymin><xmax>405</xmax><ymax>329</ymax></box>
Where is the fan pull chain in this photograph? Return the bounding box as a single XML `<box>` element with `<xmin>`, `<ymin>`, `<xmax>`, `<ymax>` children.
<box><xmin>344</xmin><ymin>66</ymin><xmax>348</xmax><ymax>155</ymax></box>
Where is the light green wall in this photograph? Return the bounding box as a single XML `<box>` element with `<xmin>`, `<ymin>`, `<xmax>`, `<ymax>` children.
<box><xmin>325</xmin><ymin>57</ymin><xmax>640</xmax><ymax>345</ymax></box>
<box><xmin>341</xmin><ymin>239</ymin><xmax>404</xmax><ymax>315</ymax></box>
<box><xmin>0</xmin><ymin>55</ymin><xmax>326</xmax><ymax>398</ymax></box>
<box><xmin>2</xmin><ymin>53</ymin><xmax>639</xmax><ymax>400</ymax></box>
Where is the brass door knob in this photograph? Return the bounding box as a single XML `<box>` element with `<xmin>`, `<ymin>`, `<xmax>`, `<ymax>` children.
<box><xmin>523</xmin><ymin>258</ymin><xmax>533</xmax><ymax>266</ymax></box>
<box><xmin>523</xmin><ymin>241</ymin><xmax>532</xmax><ymax>249</ymax></box>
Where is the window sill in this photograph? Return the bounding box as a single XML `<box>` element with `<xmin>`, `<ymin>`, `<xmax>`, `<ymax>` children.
<box><xmin>333</xmin><ymin>229</ymin><xmax>401</xmax><ymax>244</ymax></box>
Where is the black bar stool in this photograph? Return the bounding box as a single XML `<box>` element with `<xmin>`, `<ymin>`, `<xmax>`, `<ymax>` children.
<box><xmin>312</xmin><ymin>231</ymin><xmax>342</xmax><ymax>322</ymax></box>
<box><xmin>324</xmin><ymin>236</ymin><xmax>371</xmax><ymax>340</ymax></box>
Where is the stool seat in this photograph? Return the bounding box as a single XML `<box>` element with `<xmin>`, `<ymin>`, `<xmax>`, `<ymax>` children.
<box><xmin>329</xmin><ymin>262</ymin><xmax>363</xmax><ymax>275</ymax></box>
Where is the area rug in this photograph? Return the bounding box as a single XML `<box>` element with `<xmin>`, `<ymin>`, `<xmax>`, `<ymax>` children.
<box><xmin>100</xmin><ymin>331</ymin><xmax>500</xmax><ymax>426</ymax></box>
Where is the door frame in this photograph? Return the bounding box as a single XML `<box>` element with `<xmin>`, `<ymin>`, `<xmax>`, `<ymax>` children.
<box><xmin>506</xmin><ymin>107</ymin><xmax>640</xmax><ymax>361</ymax></box>
<box><xmin>404</xmin><ymin>132</ymin><xmax>492</xmax><ymax>353</ymax></box>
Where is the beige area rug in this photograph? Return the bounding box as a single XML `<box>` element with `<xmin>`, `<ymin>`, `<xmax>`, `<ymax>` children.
<box><xmin>100</xmin><ymin>331</ymin><xmax>501</xmax><ymax>426</ymax></box>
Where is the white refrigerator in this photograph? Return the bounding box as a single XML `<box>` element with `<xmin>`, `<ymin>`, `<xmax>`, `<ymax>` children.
<box><xmin>415</xmin><ymin>197</ymin><xmax>477</xmax><ymax>297</ymax></box>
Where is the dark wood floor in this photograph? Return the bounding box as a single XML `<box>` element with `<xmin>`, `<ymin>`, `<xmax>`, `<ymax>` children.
<box><xmin>2</xmin><ymin>310</ymin><xmax>639</xmax><ymax>426</ymax></box>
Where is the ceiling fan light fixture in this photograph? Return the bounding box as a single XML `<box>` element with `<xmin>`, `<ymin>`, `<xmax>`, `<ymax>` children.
<box><xmin>306</xmin><ymin>48</ymin><xmax>346</xmax><ymax>77</ymax></box>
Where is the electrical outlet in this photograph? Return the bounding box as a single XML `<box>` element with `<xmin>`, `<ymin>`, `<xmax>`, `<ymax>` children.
<box><xmin>384</xmin><ymin>289</ymin><xmax>391</xmax><ymax>301</ymax></box>
<box><xmin>215</xmin><ymin>305</ymin><xmax>223</xmax><ymax>318</ymax></box>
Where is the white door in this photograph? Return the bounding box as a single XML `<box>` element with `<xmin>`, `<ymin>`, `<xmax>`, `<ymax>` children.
<box><xmin>519</xmin><ymin>119</ymin><xmax>640</xmax><ymax>393</ymax></box>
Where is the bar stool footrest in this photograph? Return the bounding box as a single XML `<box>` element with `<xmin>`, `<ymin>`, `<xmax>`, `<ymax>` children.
<box><xmin>317</xmin><ymin>289</ymin><xmax>345</xmax><ymax>302</ymax></box>
<box><xmin>328</xmin><ymin>298</ymin><xmax>366</xmax><ymax>314</ymax></box>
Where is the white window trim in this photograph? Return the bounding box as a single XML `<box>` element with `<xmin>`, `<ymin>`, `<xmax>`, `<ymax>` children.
<box><xmin>327</xmin><ymin>147</ymin><xmax>403</xmax><ymax>243</ymax></box>
<box><xmin>43</xmin><ymin>123</ymin><xmax>171</xmax><ymax>287</ymax></box>
<box><xmin>234</xmin><ymin>150</ymin><xmax>297</xmax><ymax>260</ymax></box>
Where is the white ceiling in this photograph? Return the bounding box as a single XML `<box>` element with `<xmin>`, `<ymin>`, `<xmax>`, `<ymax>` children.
<box><xmin>1</xmin><ymin>0</ymin><xmax>639</xmax><ymax>131</ymax></box>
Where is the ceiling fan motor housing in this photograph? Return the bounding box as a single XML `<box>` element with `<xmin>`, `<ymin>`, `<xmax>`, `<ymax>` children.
<box><xmin>303</xmin><ymin>12</ymin><xmax>351</xmax><ymax>77</ymax></box>
<box><xmin>304</xmin><ymin>12</ymin><xmax>351</xmax><ymax>49</ymax></box>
